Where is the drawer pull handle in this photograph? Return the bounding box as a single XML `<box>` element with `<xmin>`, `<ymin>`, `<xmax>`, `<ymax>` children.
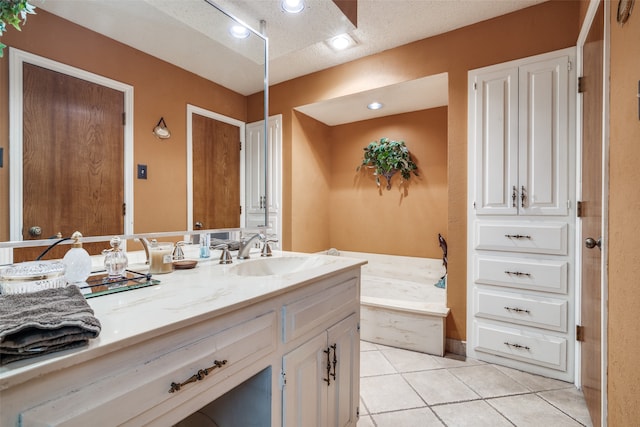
<box><xmin>504</xmin><ymin>342</ymin><xmax>530</xmax><ymax>351</ymax></box>
<box><xmin>504</xmin><ymin>270</ymin><xmax>531</xmax><ymax>277</ymax></box>
<box><xmin>169</xmin><ymin>359</ymin><xmax>228</xmax><ymax>393</ymax></box>
<box><xmin>504</xmin><ymin>234</ymin><xmax>531</xmax><ymax>239</ymax></box>
<box><xmin>504</xmin><ymin>306</ymin><xmax>531</xmax><ymax>314</ymax></box>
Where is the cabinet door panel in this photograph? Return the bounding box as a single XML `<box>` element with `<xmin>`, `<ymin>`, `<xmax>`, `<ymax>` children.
<box><xmin>472</xmin><ymin>67</ymin><xmax>519</xmax><ymax>215</ymax></box>
<box><xmin>327</xmin><ymin>313</ymin><xmax>359</xmax><ymax>427</ymax></box>
<box><xmin>519</xmin><ymin>56</ymin><xmax>569</xmax><ymax>215</ymax></box>
<box><xmin>282</xmin><ymin>332</ymin><xmax>328</xmax><ymax>427</ymax></box>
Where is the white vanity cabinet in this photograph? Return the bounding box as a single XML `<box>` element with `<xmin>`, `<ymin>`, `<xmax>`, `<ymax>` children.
<box><xmin>0</xmin><ymin>253</ymin><xmax>364</xmax><ymax>427</ymax></box>
<box><xmin>281</xmin><ymin>276</ymin><xmax>360</xmax><ymax>427</ymax></box>
<box><xmin>467</xmin><ymin>48</ymin><xmax>576</xmax><ymax>382</ymax></box>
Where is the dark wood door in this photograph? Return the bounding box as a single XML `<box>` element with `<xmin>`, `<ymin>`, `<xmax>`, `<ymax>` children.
<box><xmin>192</xmin><ymin>114</ymin><xmax>240</xmax><ymax>230</ymax></box>
<box><xmin>581</xmin><ymin>2</ymin><xmax>604</xmax><ymax>425</ymax></box>
<box><xmin>16</xmin><ymin>63</ymin><xmax>125</xmax><ymax>261</ymax></box>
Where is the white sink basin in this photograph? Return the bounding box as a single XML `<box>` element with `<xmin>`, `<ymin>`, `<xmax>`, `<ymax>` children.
<box><xmin>229</xmin><ymin>256</ymin><xmax>332</xmax><ymax>277</ymax></box>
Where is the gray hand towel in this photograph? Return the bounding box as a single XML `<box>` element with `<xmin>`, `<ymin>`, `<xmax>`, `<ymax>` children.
<box><xmin>0</xmin><ymin>285</ymin><xmax>101</xmax><ymax>364</ymax></box>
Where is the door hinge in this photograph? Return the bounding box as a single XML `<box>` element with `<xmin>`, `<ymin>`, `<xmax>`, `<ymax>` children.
<box><xmin>578</xmin><ymin>76</ymin><xmax>585</xmax><ymax>93</ymax></box>
<box><xmin>576</xmin><ymin>325</ymin><xmax>584</xmax><ymax>342</ymax></box>
<box><xmin>577</xmin><ymin>201</ymin><xmax>583</xmax><ymax>218</ymax></box>
<box><xmin>122</xmin><ymin>203</ymin><xmax>126</xmax><ymax>216</ymax></box>
<box><xmin>357</xmin><ymin>322</ymin><xmax>361</xmax><ymax>333</ymax></box>
<box><xmin>356</xmin><ymin>407</ymin><xmax>360</xmax><ymax>419</ymax></box>
<box><xmin>474</xmin><ymin>82</ymin><xmax>477</xmax><ymax>90</ymax></box>
<box><xmin>122</xmin><ymin>112</ymin><xmax>126</xmax><ymax>126</ymax></box>
<box><xmin>239</xmin><ymin>140</ymin><xmax>242</xmax><ymax>151</ymax></box>
<box><xmin>568</xmin><ymin>60</ymin><xmax>573</xmax><ymax>71</ymax></box>
<box><xmin>279</xmin><ymin>371</ymin><xmax>286</xmax><ymax>389</ymax></box>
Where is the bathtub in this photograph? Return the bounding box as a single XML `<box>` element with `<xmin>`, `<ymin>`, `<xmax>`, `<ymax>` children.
<box><xmin>327</xmin><ymin>250</ymin><xmax>450</xmax><ymax>357</ymax></box>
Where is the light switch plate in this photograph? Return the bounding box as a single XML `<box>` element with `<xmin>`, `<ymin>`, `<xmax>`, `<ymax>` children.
<box><xmin>137</xmin><ymin>164</ymin><xmax>147</xmax><ymax>179</ymax></box>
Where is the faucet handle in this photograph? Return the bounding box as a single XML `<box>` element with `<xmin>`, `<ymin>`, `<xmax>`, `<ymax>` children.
<box><xmin>261</xmin><ymin>239</ymin><xmax>279</xmax><ymax>257</ymax></box>
<box><xmin>213</xmin><ymin>243</ymin><xmax>233</xmax><ymax>264</ymax></box>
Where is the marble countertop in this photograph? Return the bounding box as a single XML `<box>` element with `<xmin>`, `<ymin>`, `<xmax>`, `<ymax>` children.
<box><xmin>0</xmin><ymin>250</ymin><xmax>366</xmax><ymax>389</ymax></box>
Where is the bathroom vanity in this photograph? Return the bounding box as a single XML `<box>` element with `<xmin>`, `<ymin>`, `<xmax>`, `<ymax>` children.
<box><xmin>0</xmin><ymin>252</ymin><xmax>365</xmax><ymax>426</ymax></box>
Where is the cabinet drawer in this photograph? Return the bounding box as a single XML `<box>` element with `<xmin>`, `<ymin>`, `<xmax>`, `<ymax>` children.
<box><xmin>474</xmin><ymin>255</ymin><xmax>568</xmax><ymax>294</ymax></box>
<box><xmin>21</xmin><ymin>310</ymin><xmax>277</xmax><ymax>425</ymax></box>
<box><xmin>474</xmin><ymin>289</ymin><xmax>568</xmax><ymax>332</ymax></box>
<box><xmin>473</xmin><ymin>321</ymin><xmax>567</xmax><ymax>371</ymax></box>
<box><xmin>475</xmin><ymin>222</ymin><xmax>568</xmax><ymax>255</ymax></box>
<box><xmin>282</xmin><ymin>276</ymin><xmax>358</xmax><ymax>343</ymax></box>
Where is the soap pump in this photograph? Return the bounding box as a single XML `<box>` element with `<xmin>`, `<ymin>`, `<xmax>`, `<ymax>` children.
<box><xmin>63</xmin><ymin>231</ymin><xmax>92</xmax><ymax>284</ymax></box>
<box><xmin>103</xmin><ymin>236</ymin><xmax>128</xmax><ymax>279</ymax></box>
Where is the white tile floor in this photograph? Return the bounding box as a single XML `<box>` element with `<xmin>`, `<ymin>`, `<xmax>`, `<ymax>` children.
<box><xmin>358</xmin><ymin>341</ymin><xmax>593</xmax><ymax>427</ymax></box>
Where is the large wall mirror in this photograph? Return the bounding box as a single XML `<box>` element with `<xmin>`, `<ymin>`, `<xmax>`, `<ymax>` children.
<box><xmin>0</xmin><ymin>0</ymin><xmax>268</xmax><ymax>260</ymax></box>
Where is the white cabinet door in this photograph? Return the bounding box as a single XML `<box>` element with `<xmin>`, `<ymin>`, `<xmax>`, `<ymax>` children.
<box><xmin>246</xmin><ymin>116</ymin><xmax>282</xmax><ymax>247</ymax></box>
<box><xmin>471</xmin><ymin>55</ymin><xmax>570</xmax><ymax>217</ymax></box>
<box><xmin>518</xmin><ymin>55</ymin><xmax>569</xmax><ymax>216</ymax></box>
<box><xmin>282</xmin><ymin>332</ymin><xmax>328</xmax><ymax>427</ymax></box>
<box><xmin>471</xmin><ymin>67</ymin><xmax>519</xmax><ymax>215</ymax></box>
<box><xmin>327</xmin><ymin>314</ymin><xmax>359</xmax><ymax>427</ymax></box>
<box><xmin>282</xmin><ymin>313</ymin><xmax>359</xmax><ymax>427</ymax></box>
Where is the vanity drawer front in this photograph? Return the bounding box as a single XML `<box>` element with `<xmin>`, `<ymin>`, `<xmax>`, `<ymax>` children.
<box><xmin>282</xmin><ymin>276</ymin><xmax>358</xmax><ymax>343</ymax></box>
<box><xmin>475</xmin><ymin>222</ymin><xmax>568</xmax><ymax>255</ymax></box>
<box><xmin>474</xmin><ymin>255</ymin><xmax>568</xmax><ymax>294</ymax></box>
<box><xmin>474</xmin><ymin>289</ymin><xmax>568</xmax><ymax>332</ymax></box>
<box><xmin>21</xmin><ymin>310</ymin><xmax>277</xmax><ymax>426</ymax></box>
<box><xmin>474</xmin><ymin>321</ymin><xmax>567</xmax><ymax>371</ymax></box>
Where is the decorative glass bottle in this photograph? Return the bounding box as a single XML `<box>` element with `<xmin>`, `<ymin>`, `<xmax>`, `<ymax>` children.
<box><xmin>63</xmin><ymin>231</ymin><xmax>92</xmax><ymax>284</ymax></box>
<box><xmin>103</xmin><ymin>236</ymin><xmax>128</xmax><ymax>279</ymax></box>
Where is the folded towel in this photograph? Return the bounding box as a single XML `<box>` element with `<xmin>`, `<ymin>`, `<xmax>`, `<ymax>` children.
<box><xmin>0</xmin><ymin>285</ymin><xmax>101</xmax><ymax>364</ymax></box>
<box><xmin>210</xmin><ymin>238</ymin><xmax>240</xmax><ymax>251</ymax></box>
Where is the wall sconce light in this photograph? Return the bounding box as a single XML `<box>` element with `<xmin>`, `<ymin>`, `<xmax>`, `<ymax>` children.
<box><xmin>152</xmin><ymin>117</ymin><xmax>171</xmax><ymax>140</ymax></box>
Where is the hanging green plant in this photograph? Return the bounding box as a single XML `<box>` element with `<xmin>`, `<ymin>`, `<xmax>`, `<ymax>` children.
<box><xmin>357</xmin><ymin>137</ymin><xmax>419</xmax><ymax>190</ymax></box>
<box><xmin>0</xmin><ymin>0</ymin><xmax>36</xmax><ymax>58</ymax></box>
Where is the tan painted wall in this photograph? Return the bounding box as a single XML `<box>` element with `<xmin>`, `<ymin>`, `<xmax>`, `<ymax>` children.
<box><xmin>328</xmin><ymin>108</ymin><xmax>448</xmax><ymax>258</ymax></box>
<box><xmin>270</xmin><ymin>0</ymin><xmax>580</xmax><ymax>340</ymax></box>
<box><xmin>607</xmin><ymin>1</ymin><xmax>640</xmax><ymax>423</ymax></box>
<box><xmin>0</xmin><ymin>9</ymin><xmax>247</xmax><ymax>241</ymax></box>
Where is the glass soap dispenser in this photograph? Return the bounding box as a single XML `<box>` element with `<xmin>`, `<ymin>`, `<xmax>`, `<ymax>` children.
<box><xmin>63</xmin><ymin>231</ymin><xmax>92</xmax><ymax>284</ymax></box>
<box><xmin>103</xmin><ymin>236</ymin><xmax>128</xmax><ymax>279</ymax></box>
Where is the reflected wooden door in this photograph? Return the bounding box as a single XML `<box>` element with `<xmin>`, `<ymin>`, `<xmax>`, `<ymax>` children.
<box><xmin>581</xmin><ymin>2</ymin><xmax>604</xmax><ymax>426</ymax></box>
<box><xmin>192</xmin><ymin>114</ymin><xmax>240</xmax><ymax>230</ymax></box>
<box><xmin>16</xmin><ymin>63</ymin><xmax>125</xmax><ymax>261</ymax></box>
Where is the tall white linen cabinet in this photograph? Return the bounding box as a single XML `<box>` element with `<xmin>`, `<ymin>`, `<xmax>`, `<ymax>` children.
<box><xmin>467</xmin><ymin>47</ymin><xmax>577</xmax><ymax>382</ymax></box>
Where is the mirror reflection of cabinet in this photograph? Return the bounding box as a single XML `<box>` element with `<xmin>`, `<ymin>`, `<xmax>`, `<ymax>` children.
<box><xmin>246</xmin><ymin>116</ymin><xmax>282</xmax><ymax>247</ymax></box>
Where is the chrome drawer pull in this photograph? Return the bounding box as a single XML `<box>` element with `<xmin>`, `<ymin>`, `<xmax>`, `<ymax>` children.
<box><xmin>169</xmin><ymin>359</ymin><xmax>228</xmax><ymax>393</ymax></box>
<box><xmin>504</xmin><ymin>234</ymin><xmax>532</xmax><ymax>239</ymax></box>
<box><xmin>504</xmin><ymin>306</ymin><xmax>531</xmax><ymax>314</ymax></box>
<box><xmin>504</xmin><ymin>270</ymin><xmax>531</xmax><ymax>277</ymax></box>
<box><xmin>504</xmin><ymin>342</ymin><xmax>530</xmax><ymax>351</ymax></box>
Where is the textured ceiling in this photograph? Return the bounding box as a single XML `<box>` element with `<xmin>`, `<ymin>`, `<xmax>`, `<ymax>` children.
<box><xmin>38</xmin><ymin>0</ymin><xmax>546</xmax><ymax>124</ymax></box>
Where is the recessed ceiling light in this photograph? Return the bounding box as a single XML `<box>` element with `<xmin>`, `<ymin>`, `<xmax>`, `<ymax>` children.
<box><xmin>229</xmin><ymin>25</ymin><xmax>250</xmax><ymax>39</ymax></box>
<box><xmin>327</xmin><ymin>34</ymin><xmax>356</xmax><ymax>51</ymax></box>
<box><xmin>367</xmin><ymin>102</ymin><xmax>384</xmax><ymax>110</ymax></box>
<box><xmin>282</xmin><ymin>0</ymin><xmax>304</xmax><ymax>14</ymax></box>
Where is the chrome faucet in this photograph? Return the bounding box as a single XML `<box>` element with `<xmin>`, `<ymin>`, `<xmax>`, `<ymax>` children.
<box><xmin>237</xmin><ymin>233</ymin><xmax>265</xmax><ymax>260</ymax></box>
